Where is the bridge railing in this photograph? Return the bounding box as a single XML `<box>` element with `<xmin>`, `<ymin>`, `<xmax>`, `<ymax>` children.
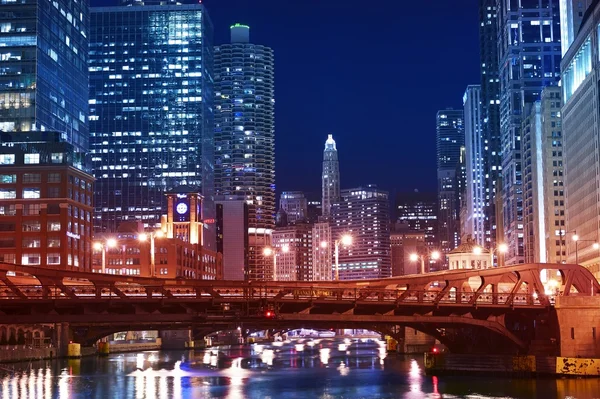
<box><xmin>0</xmin><ymin>283</ymin><xmax>551</xmax><ymax>307</ymax></box>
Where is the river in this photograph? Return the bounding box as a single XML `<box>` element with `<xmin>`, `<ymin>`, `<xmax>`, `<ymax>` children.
<box><xmin>1</xmin><ymin>337</ymin><xmax>599</xmax><ymax>398</ymax></box>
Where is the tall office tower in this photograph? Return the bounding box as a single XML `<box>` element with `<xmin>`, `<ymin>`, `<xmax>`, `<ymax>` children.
<box><xmin>312</xmin><ymin>221</ymin><xmax>332</xmax><ymax>280</ymax></box>
<box><xmin>562</xmin><ymin>4</ymin><xmax>598</xmax><ymax>275</ymax></box>
<box><xmin>463</xmin><ymin>85</ymin><xmax>486</xmax><ymax>245</ymax></box>
<box><xmin>322</xmin><ymin>134</ymin><xmax>340</xmax><ymax>218</ymax></box>
<box><xmin>497</xmin><ymin>0</ymin><xmax>561</xmax><ymax>265</ymax></box>
<box><xmin>271</xmin><ymin>223</ymin><xmax>313</xmax><ymax>281</ymax></box>
<box><xmin>331</xmin><ymin>185</ymin><xmax>391</xmax><ymax>279</ymax></box>
<box><xmin>279</xmin><ymin>191</ymin><xmax>307</xmax><ymax>224</ymax></box>
<box><xmin>559</xmin><ymin>0</ymin><xmax>594</xmax><ymax>55</ymax></box>
<box><xmin>395</xmin><ymin>190</ymin><xmax>438</xmax><ymax>250</ymax></box>
<box><xmin>0</xmin><ymin>0</ymin><xmax>89</xmax><ymax>153</ymax></box>
<box><xmin>89</xmin><ymin>2</ymin><xmax>215</xmax><ymax>244</ymax></box>
<box><xmin>479</xmin><ymin>0</ymin><xmax>501</xmax><ymax>250</ymax></box>
<box><xmin>522</xmin><ymin>87</ymin><xmax>565</xmax><ymax>264</ymax></box>
<box><xmin>436</xmin><ymin>109</ymin><xmax>464</xmax><ymax>256</ymax></box>
<box><xmin>390</xmin><ymin>229</ymin><xmax>426</xmax><ymax>276</ymax></box>
<box><xmin>214</xmin><ymin>23</ymin><xmax>275</xmax><ymax>229</ymax></box>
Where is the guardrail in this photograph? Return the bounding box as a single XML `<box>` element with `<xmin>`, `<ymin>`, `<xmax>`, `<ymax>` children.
<box><xmin>0</xmin><ymin>283</ymin><xmax>551</xmax><ymax>307</ymax></box>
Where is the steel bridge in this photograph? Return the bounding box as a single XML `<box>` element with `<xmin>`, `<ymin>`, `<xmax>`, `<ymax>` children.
<box><xmin>0</xmin><ymin>262</ymin><xmax>598</xmax><ymax>354</ymax></box>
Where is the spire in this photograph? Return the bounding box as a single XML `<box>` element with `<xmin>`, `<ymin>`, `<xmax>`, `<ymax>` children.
<box><xmin>325</xmin><ymin>134</ymin><xmax>337</xmax><ymax>150</ymax></box>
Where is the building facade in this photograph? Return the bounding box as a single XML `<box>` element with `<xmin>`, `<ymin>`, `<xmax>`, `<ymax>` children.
<box><xmin>559</xmin><ymin>0</ymin><xmax>594</xmax><ymax>55</ymax></box>
<box><xmin>395</xmin><ymin>191</ymin><xmax>438</xmax><ymax>250</ymax></box>
<box><xmin>216</xmin><ymin>197</ymin><xmax>248</xmax><ymax>280</ymax></box>
<box><xmin>0</xmin><ymin>0</ymin><xmax>89</xmax><ymax>153</ymax></box>
<box><xmin>496</xmin><ymin>0</ymin><xmax>561</xmax><ymax>265</ymax></box>
<box><xmin>331</xmin><ymin>185</ymin><xmax>391</xmax><ymax>279</ymax></box>
<box><xmin>522</xmin><ymin>87</ymin><xmax>565</xmax><ymax>264</ymax></box>
<box><xmin>214</xmin><ymin>23</ymin><xmax>275</xmax><ymax>229</ymax></box>
<box><xmin>0</xmin><ymin>133</ymin><xmax>94</xmax><ymax>271</ymax></box>
<box><xmin>562</xmin><ymin>2</ymin><xmax>600</xmax><ymax>276</ymax></box>
<box><xmin>279</xmin><ymin>191</ymin><xmax>307</xmax><ymax>224</ymax></box>
<box><xmin>89</xmin><ymin>2</ymin><xmax>215</xmax><ymax>237</ymax></box>
<box><xmin>271</xmin><ymin>223</ymin><xmax>313</xmax><ymax>281</ymax></box>
<box><xmin>463</xmin><ymin>85</ymin><xmax>486</xmax><ymax>245</ymax></box>
<box><xmin>390</xmin><ymin>230</ymin><xmax>426</xmax><ymax>276</ymax></box>
<box><xmin>312</xmin><ymin>221</ymin><xmax>332</xmax><ymax>280</ymax></box>
<box><xmin>322</xmin><ymin>134</ymin><xmax>340</xmax><ymax>218</ymax></box>
<box><xmin>436</xmin><ymin>109</ymin><xmax>464</xmax><ymax>256</ymax></box>
<box><xmin>479</xmin><ymin>0</ymin><xmax>501</xmax><ymax>250</ymax></box>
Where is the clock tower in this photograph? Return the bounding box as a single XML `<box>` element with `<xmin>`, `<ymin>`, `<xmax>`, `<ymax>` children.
<box><xmin>164</xmin><ymin>187</ymin><xmax>204</xmax><ymax>245</ymax></box>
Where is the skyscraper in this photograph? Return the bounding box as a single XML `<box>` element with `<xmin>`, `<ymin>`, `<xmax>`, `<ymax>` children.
<box><xmin>331</xmin><ymin>185</ymin><xmax>391</xmax><ymax>279</ymax></box>
<box><xmin>463</xmin><ymin>85</ymin><xmax>486</xmax><ymax>245</ymax></box>
<box><xmin>497</xmin><ymin>0</ymin><xmax>561</xmax><ymax>265</ymax></box>
<box><xmin>436</xmin><ymin>109</ymin><xmax>464</xmax><ymax>255</ymax></box>
<box><xmin>89</xmin><ymin>2</ymin><xmax>215</xmax><ymax>242</ymax></box>
<box><xmin>278</xmin><ymin>191</ymin><xmax>308</xmax><ymax>224</ymax></box>
<box><xmin>322</xmin><ymin>134</ymin><xmax>340</xmax><ymax>218</ymax></box>
<box><xmin>214</xmin><ymin>23</ymin><xmax>275</xmax><ymax>229</ymax></box>
<box><xmin>0</xmin><ymin>0</ymin><xmax>89</xmax><ymax>154</ymax></box>
<box><xmin>214</xmin><ymin>23</ymin><xmax>275</xmax><ymax>281</ymax></box>
<box><xmin>559</xmin><ymin>0</ymin><xmax>594</xmax><ymax>55</ymax></box>
<box><xmin>562</xmin><ymin>2</ymin><xmax>599</xmax><ymax>275</ymax></box>
<box><xmin>479</xmin><ymin>0</ymin><xmax>501</xmax><ymax>250</ymax></box>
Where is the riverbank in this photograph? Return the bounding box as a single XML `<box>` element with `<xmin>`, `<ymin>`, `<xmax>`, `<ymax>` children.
<box><xmin>0</xmin><ymin>340</ymin><xmax>163</xmax><ymax>364</ymax></box>
<box><xmin>425</xmin><ymin>352</ymin><xmax>600</xmax><ymax>377</ymax></box>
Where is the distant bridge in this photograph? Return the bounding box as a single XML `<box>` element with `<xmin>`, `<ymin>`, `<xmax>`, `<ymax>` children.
<box><xmin>0</xmin><ymin>262</ymin><xmax>598</xmax><ymax>354</ymax></box>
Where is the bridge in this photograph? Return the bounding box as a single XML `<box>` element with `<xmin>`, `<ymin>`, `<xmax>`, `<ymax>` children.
<box><xmin>0</xmin><ymin>262</ymin><xmax>599</xmax><ymax>356</ymax></box>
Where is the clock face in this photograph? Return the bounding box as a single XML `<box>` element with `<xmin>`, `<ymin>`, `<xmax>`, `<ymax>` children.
<box><xmin>176</xmin><ymin>202</ymin><xmax>188</xmax><ymax>215</ymax></box>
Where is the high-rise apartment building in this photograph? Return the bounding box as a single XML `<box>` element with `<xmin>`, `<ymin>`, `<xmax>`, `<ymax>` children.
<box><xmin>436</xmin><ymin>109</ymin><xmax>464</xmax><ymax>255</ymax></box>
<box><xmin>322</xmin><ymin>134</ymin><xmax>340</xmax><ymax>218</ymax></box>
<box><xmin>497</xmin><ymin>0</ymin><xmax>561</xmax><ymax>265</ymax></box>
<box><xmin>331</xmin><ymin>185</ymin><xmax>391</xmax><ymax>279</ymax></box>
<box><xmin>562</xmin><ymin>2</ymin><xmax>600</xmax><ymax>276</ymax></box>
<box><xmin>522</xmin><ymin>87</ymin><xmax>565</xmax><ymax>264</ymax></box>
<box><xmin>89</xmin><ymin>2</ymin><xmax>215</xmax><ymax>242</ymax></box>
<box><xmin>559</xmin><ymin>0</ymin><xmax>594</xmax><ymax>55</ymax></box>
<box><xmin>214</xmin><ymin>23</ymin><xmax>275</xmax><ymax>281</ymax></box>
<box><xmin>0</xmin><ymin>0</ymin><xmax>89</xmax><ymax>154</ymax></box>
<box><xmin>279</xmin><ymin>191</ymin><xmax>307</xmax><ymax>224</ymax></box>
<box><xmin>463</xmin><ymin>85</ymin><xmax>486</xmax><ymax>245</ymax></box>
<box><xmin>395</xmin><ymin>191</ymin><xmax>438</xmax><ymax>250</ymax></box>
<box><xmin>479</xmin><ymin>0</ymin><xmax>501</xmax><ymax>250</ymax></box>
<box><xmin>214</xmin><ymin>23</ymin><xmax>275</xmax><ymax>229</ymax></box>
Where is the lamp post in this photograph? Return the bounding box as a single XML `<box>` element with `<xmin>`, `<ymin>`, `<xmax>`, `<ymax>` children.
<box><xmin>486</xmin><ymin>243</ymin><xmax>508</xmax><ymax>267</ymax></box>
<box><xmin>263</xmin><ymin>244</ymin><xmax>290</xmax><ymax>281</ymax></box>
<box><xmin>93</xmin><ymin>238</ymin><xmax>117</xmax><ymax>273</ymax></box>
<box><xmin>409</xmin><ymin>250</ymin><xmax>441</xmax><ymax>274</ymax></box>
<box><xmin>571</xmin><ymin>232</ymin><xmax>599</xmax><ymax>265</ymax></box>
<box><xmin>332</xmin><ymin>234</ymin><xmax>352</xmax><ymax>281</ymax></box>
<box><xmin>139</xmin><ymin>230</ymin><xmax>165</xmax><ymax>277</ymax></box>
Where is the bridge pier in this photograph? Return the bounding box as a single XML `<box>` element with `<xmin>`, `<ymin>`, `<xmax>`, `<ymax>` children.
<box><xmin>52</xmin><ymin>322</ymin><xmax>72</xmax><ymax>358</ymax></box>
<box><xmin>555</xmin><ymin>296</ymin><xmax>600</xmax><ymax>357</ymax></box>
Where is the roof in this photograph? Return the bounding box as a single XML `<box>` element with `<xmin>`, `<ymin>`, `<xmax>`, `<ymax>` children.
<box><xmin>448</xmin><ymin>235</ymin><xmax>489</xmax><ymax>255</ymax></box>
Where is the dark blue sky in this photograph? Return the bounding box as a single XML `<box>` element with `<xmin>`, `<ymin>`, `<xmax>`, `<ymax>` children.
<box><xmin>93</xmin><ymin>0</ymin><xmax>481</xmax><ymax>198</ymax></box>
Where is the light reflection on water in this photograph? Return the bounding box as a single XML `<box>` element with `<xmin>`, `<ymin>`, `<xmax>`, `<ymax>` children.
<box><xmin>0</xmin><ymin>337</ymin><xmax>599</xmax><ymax>398</ymax></box>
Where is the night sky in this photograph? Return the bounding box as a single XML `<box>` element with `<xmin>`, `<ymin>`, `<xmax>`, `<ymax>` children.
<box><xmin>92</xmin><ymin>0</ymin><xmax>481</xmax><ymax>199</ymax></box>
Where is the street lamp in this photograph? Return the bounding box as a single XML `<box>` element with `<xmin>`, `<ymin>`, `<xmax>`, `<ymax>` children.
<box><xmin>333</xmin><ymin>234</ymin><xmax>352</xmax><ymax>281</ymax></box>
<box><xmin>93</xmin><ymin>238</ymin><xmax>117</xmax><ymax>273</ymax></box>
<box><xmin>571</xmin><ymin>232</ymin><xmax>599</xmax><ymax>265</ymax></box>
<box><xmin>138</xmin><ymin>230</ymin><xmax>165</xmax><ymax>277</ymax></box>
<box><xmin>409</xmin><ymin>250</ymin><xmax>441</xmax><ymax>274</ymax></box>
<box><xmin>263</xmin><ymin>244</ymin><xmax>290</xmax><ymax>280</ymax></box>
<box><xmin>493</xmin><ymin>243</ymin><xmax>509</xmax><ymax>267</ymax></box>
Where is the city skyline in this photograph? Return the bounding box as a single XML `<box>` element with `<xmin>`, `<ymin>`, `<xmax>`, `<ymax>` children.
<box><xmin>90</xmin><ymin>0</ymin><xmax>480</xmax><ymax>196</ymax></box>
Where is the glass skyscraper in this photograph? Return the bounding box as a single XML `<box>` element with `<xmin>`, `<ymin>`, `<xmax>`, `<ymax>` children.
<box><xmin>436</xmin><ymin>109</ymin><xmax>464</xmax><ymax>256</ymax></box>
<box><xmin>322</xmin><ymin>134</ymin><xmax>340</xmax><ymax>218</ymax></box>
<box><xmin>89</xmin><ymin>2</ymin><xmax>214</xmax><ymax>238</ymax></box>
<box><xmin>497</xmin><ymin>0</ymin><xmax>561</xmax><ymax>265</ymax></box>
<box><xmin>0</xmin><ymin>0</ymin><xmax>89</xmax><ymax>154</ymax></box>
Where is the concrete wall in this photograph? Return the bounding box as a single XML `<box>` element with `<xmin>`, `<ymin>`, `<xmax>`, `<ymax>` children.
<box><xmin>555</xmin><ymin>296</ymin><xmax>600</xmax><ymax>357</ymax></box>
